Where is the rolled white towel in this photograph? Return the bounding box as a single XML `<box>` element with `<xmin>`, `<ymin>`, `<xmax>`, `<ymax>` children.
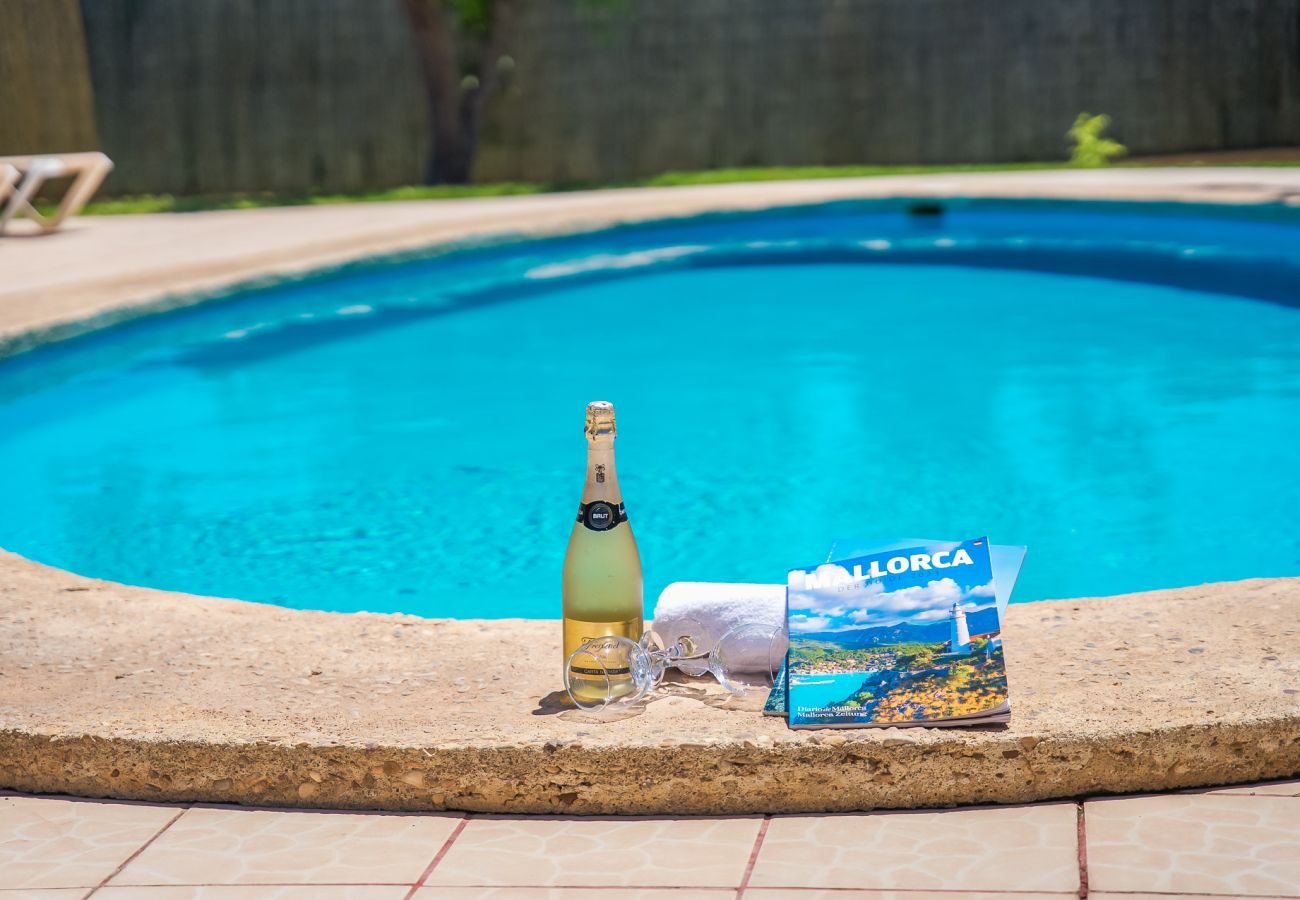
<box><xmin>651</xmin><ymin>581</ymin><xmax>786</xmax><ymax>673</ymax></box>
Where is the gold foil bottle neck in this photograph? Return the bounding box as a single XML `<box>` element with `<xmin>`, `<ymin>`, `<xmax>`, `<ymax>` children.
<box><xmin>585</xmin><ymin>401</ymin><xmax>616</xmax><ymax>441</ymax></box>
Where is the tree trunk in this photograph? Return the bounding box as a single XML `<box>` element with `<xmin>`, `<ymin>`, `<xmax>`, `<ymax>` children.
<box><xmin>401</xmin><ymin>0</ymin><xmax>475</xmax><ymax>184</ymax></box>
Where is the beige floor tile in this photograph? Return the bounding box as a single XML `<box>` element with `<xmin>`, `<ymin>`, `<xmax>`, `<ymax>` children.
<box><xmin>1092</xmin><ymin>895</ymin><xmax>1300</xmax><ymax>900</ymax></box>
<box><xmin>0</xmin><ymin>891</ymin><xmax>92</xmax><ymax>899</ymax></box>
<box><xmin>424</xmin><ymin>816</ymin><xmax>761</xmax><ymax>887</ymax></box>
<box><xmin>748</xmin><ymin>803</ymin><xmax>1080</xmax><ymax>892</ymax></box>
<box><xmin>1199</xmin><ymin>779</ymin><xmax>1300</xmax><ymax>797</ymax></box>
<box><xmin>745</xmin><ymin>892</ymin><xmax>1078</xmax><ymax>900</ymax></box>
<box><xmin>415</xmin><ymin>890</ymin><xmax>731</xmax><ymax>899</ymax></box>
<box><xmin>1085</xmin><ymin>794</ymin><xmax>1300</xmax><ymax>896</ymax></box>
<box><xmin>96</xmin><ymin>888</ymin><xmax>406</xmax><ymax>899</ymax></box>
<box><xmin>0</xmin><ymin>795</ymin><xmax>180</xmax><ymax>890</ymax></box>
<box><xmin>108</xmin><ymin>807</ymin><xmax>462</xmax><ymax>886</ymax></box>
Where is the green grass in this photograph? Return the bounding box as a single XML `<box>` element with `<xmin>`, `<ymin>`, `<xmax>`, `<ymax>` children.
<box><xmin>635</xmin><ymin>162</ymin><xmax>1068</xmax><ymax>187</ymax></box>
<box><xmin>74</xmin><ymin>182</ymin><xmax>545</xmax><ymax>215</ymax></box>
<box><xmin>63</xmin><ymin>158</ymin><xmax>1300</xmax><ymax>216</ymax></box>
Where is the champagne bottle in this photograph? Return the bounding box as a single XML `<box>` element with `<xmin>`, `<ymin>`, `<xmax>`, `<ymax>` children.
<box><xmin>562</xmin><ymin>401</ymin><xmax>644</xmax><ymax>702</ymax></box>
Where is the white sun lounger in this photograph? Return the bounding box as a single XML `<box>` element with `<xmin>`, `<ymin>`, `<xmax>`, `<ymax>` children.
<box><xmin>0</xmin><ymin>162</ymin><xmax>19</xmax><ymax>204</ymax></box>
<box><xmin>0</xmin><ymin>151</ymin><xmax>114</xmax><ymax>235</ymax></box>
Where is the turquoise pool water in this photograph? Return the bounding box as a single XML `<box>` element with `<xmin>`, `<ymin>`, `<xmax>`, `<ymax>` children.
<box><xmin>2</xmin><ymin>199</ymin><xmax>1299</xmax><ymax>617</ymax></box>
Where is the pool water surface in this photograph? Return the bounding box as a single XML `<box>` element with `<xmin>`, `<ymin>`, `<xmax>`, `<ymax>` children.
<box><xmin>1</xmin><ymin>200</ymin><xmax>1298</xmax><ymax>616</ymax></box>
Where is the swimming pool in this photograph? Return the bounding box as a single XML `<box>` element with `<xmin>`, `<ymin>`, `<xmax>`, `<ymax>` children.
<box><xmin>2</xmin><ymin>199</ymin><xmax>1299</xmax><ymax>617</ymax></box>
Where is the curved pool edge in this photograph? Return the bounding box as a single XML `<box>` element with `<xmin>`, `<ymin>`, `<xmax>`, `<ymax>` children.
<box><xmin>5</xmin><ymin>169</ymin><xmax>1300</xmax><ymax>812</ymax></box>
<box><xmin>6</xmin><ymin>167</ymin><xmax>1300</xmax><ymax>361</ymax></box>
<box><xmin>2</xmin><ymin>549</ymin><xmax>1296</xmax><ymax>814</ymax></box>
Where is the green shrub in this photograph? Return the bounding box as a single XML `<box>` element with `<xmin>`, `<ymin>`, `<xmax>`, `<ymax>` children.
<box><xmin>1068</xmin><ymin>113</ymin><xmax>1127</xmax><ymax>167</ymax></box>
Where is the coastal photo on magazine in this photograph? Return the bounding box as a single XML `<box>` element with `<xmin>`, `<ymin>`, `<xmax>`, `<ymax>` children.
<box><xmin>786</xmin><ymin>537</ymin><xmax>1009</xmax><ymax>729</ymax></box>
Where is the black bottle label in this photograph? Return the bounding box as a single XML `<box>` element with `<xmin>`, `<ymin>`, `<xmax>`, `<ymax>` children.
<box><xmin>576</xmin><ymin>500</ymin><xmax>628</xmax><ymax>531</ymax></box>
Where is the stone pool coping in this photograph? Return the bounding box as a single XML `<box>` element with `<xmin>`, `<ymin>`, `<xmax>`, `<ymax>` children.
<box><xmin>2</xmin><ymin>169</ymin><xmax>1299</xmax><ymax>813</ymax></box>
<box><xmin>2</xmin><ymin>550</ymin><xmax>1298</xmax><ymax>814</ymax></box>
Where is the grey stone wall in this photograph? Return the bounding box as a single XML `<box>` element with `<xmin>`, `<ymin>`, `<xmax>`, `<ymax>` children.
<box><xmin>63</xmin><ymin>0</ymin><xmax>1300</xmax><ymax>194</ymax></box>
<box><xmin>0</xmin><ymin>0</ymin><xmax>99</xmax><ymax>156</ymax></box>
<box><xmin>476</xmin><ymin>0</ymin><xmax>1300</xmax><ymax>181</ymax></box>
<box><xmin>77</xmin><ymin>0</ymin><xmax>431</xmax><ymax>195</ymax></box>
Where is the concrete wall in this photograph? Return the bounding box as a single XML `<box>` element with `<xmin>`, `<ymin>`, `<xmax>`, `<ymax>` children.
<box><xmin>78</xmin><ymin>0</ymin><xmax>431</xmax><ymax>195</ymax></box>
<box><xmin>34</xmin><ymin>0</ymin><xmax>1300</xmax><ymax>194</ymax></box>
<box><xmin>476</xmin><ymin>0</ymin><xmax>1300</xmax><ymax>182</ymax></box>
<box><xmin>0</xmin><ymin>0</ymin><xmax>99</xmax><ymax>155</ymax></box>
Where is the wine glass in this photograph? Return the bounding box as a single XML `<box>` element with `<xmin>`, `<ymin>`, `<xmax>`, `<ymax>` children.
<box><xmin>563</xmin><ymin>635</ymin><xmax>655</xmax><ymax>711</ymax></box>
<box><xmin>709</xmin><ymin>622</ymin><xmax>788</xmax><ymax>695</ymax></box>
<box><xmin>564</xmin><ymin>619</ymin><xmax>787</xmax><ymax>711</ymax></box>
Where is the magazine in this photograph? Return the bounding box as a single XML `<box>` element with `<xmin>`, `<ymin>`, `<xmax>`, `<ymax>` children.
<box><xmin>762</xmin><ymin>658</ymin><xmax>788</xmax><ymax>716</ymax></box>
<box><xmin>764</xmin><ymin>538</ymin><xmax>1025</xmax><ymax>720</ymax></box>
<box><xmin>785</xmin><ymin>537</ymin><xmax>1011</xmax><ymax>729</ymax></box>
<box><xmin>763</xmin><ymin>538</ymin><xmax>1026</xmax><ymax>721</ymax></box>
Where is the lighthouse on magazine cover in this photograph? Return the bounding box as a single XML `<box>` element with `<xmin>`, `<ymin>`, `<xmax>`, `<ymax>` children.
<box><xmin>949</xmin><ymin>602</ymin><xmax>971</xmax><ymax>652</ymax></box>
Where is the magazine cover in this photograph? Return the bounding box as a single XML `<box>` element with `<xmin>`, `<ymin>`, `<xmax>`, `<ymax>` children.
<box><xmin>786</xmin><ymin>536</ymin><xmax>1009</xmax><ymax>728</ymax></box>
<box><xmin>764</xmin><ymin>538</ymin><xmax>1025</xmax><ymax>719</ymax></box>
<box><xmin>830</xmin><ymin>538</ymin><xmax>1026</xmax><ymax>624</ymax></box>
<box><xmin>762</xmin><ymin>659</ymin><xmax>788</xmax><ymax>716</ymax></box>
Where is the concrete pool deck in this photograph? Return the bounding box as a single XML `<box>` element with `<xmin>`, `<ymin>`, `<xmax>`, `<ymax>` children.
<box><xmin>1</xmin><ymin>550</ymin><xmax>1298</xmax><ymax>815</ymax></box>
<box><xmin>1</xmin><ymin>168</ymin><xmax>1299</xmax><ymax>817</ymax></box>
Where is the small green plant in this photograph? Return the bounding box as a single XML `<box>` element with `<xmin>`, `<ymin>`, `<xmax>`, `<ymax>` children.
<box><xmin>1068</xmin><ymin>113</ymin><xmax>1127</xmax><ymax>167</ymax></box>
